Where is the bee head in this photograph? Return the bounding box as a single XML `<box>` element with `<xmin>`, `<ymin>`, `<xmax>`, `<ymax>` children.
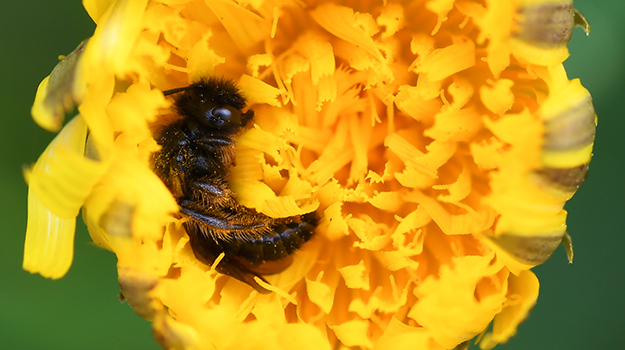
<box><xmin>164</xmin><ymin>77</ymin><xmax>254</xmax><ymax>131</ymax></box>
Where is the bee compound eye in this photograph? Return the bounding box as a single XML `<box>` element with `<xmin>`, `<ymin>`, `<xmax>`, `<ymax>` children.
<box><xmin>207</xmin><ymin>105</ymin><xmax>241</xmax><ymax>127</ymax></box>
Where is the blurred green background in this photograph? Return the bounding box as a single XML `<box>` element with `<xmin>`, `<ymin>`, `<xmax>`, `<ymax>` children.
<box><xmin>1</xmin><ymin>1</ymin><xmax>622</xmax><ymax>349</ymax></box>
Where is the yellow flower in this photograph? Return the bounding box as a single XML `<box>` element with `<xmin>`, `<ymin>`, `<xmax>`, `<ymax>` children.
<box><xmin>24</xmin><ymin>0</ymin><xmax>594</xmax><ymax>349</ymax></box>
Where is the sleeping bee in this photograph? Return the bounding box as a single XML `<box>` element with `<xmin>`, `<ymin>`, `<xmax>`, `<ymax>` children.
<box><xmin>152</xmin><ymin>77</ymin><xmax>317</xmax><ymax>293</ymax></box>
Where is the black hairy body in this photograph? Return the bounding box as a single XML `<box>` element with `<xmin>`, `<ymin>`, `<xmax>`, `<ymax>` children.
<box><xmin>152</xmin><ymin>77</ymin><xmax>317</xmax><ymax>293</ymax></box>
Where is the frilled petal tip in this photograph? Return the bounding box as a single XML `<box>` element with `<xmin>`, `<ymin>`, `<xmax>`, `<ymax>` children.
<box><xmin>407</xmin><ymin>253</ymin><xmax>509</xmax><ymax>349</ymax></box>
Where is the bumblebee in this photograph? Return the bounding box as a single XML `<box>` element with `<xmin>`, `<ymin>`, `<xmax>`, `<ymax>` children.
<box><xmin>152</xmin><ymin>77</ymin><xmax>317</xmax><ymax>293</ymax></box>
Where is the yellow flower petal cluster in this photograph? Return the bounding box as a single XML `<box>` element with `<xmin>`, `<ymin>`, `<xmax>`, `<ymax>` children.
<box><xmin>24</xmin><ymin>0</ymin><xmax>594</xmax><ymax>349</ymax></box>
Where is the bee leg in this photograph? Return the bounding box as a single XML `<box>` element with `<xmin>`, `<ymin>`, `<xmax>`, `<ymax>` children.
<box><xmin>214</xmin><ymin>258</ymin><xmax>273</xmax><ymax>294</ymax></box>
<box><xmin>184</xmin><ymin>229</ymin><xmax>273</xmax><ymax>294</ymax></box>
<box><xmin>190</xmin><ymin>181</ymin><xmax>225</xmax><ymax>197</ymax></box>
<box><xmin>179</xmin><ymin>204</ymin><xmax>272</xmax><ymax>293</ymax></box>
<box><xmin>179</xmin><ymin>204</ymin><xmax>264</xmax><ymax>230</ymax></box>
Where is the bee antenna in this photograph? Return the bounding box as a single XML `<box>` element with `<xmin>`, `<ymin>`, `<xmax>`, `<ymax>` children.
<box><xmin>162</xmin><ymin>85</ymin><xmax>199</xmax><ymax>96</ymax></box>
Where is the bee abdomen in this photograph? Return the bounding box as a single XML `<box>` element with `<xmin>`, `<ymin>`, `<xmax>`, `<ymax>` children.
<box><xmin>183</xmin><ymin>210</ymin><xmax>318</xmax><ymax>291</ymax></box>
<box><xmin>231</xmin><ymin>215</ymin><xmax>318</xmax><ymax>264</ymax></box>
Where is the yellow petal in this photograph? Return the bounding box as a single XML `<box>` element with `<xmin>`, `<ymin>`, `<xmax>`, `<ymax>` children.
<box><xmin>31</xmin><ymin>41</ymin><xmax>88</xmax><ymax>132</ymax></box>
<box><xmin>480</xmin><ymin>270</ymin><xmax>539</xmax><ymax>348</ymax></box>
<box><xmin>510</xmin><ymin>0</ymin><xmax>575</xmax><ymax>65</ymax></box>
<box><xmin>205</xmin><ymin>0</ymin><xmax>271</xmax><ymax>52</ymax></box>
<box><xmin>409</xmin><ymin>254</ymin><xmax>508</xmax><ymax>349</ymax></box>
<box><xmin>28</xmin><ymin>116</ymin><xmax>109</xmax><ymax>218</ymax></box>
<box><xmin>330</xmin><ymin>319</ymin><xmax>373</xmax><ymax>349</ymax></box>
<box><xmin>311</xmin><ymin>4</ymin><xmax>384</xmax><ymax>62</ymax></box>
<box><xmin>23</xmin><ymin>190</ymin><xmax>76</xmax><ymax>279</ymax></box>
